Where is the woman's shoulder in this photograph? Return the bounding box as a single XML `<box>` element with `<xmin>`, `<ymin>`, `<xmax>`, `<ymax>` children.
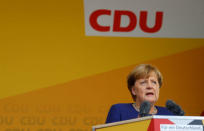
<box><xmin>108</xmin><ymin>103</ymin><xmax>135</xmax><ymax>114</ymax></box>
<box><xmin>112</xmin><ymin>103</ymin><xmax>133</xmax><ymax>107</ymax></box>
<box><xmin>106</xmin><ymin>103</ymin><xmax>136</xmax><ymax>123</ymax></box>
<box><xmin>110</xmin><ymin>103</ymin><xmax>133</xmax><ymax>110</ymax></box>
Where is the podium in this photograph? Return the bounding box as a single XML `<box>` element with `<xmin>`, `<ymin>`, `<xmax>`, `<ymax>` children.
<box><xmin>93</xmin><ymin>115</ymin><xmax>204</xmax><ymax>131</ymax></box>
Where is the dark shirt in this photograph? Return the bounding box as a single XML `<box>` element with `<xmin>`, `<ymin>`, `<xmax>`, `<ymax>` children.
<box><xmin>106</xmin><ymin>103</ymin><xmax>174</xmax><ymax>123</ymax></box>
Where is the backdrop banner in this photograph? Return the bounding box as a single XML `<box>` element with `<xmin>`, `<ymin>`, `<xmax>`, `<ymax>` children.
<box><xmin>84</xmin><ymin>0</ymin><xmax>204</xmax><ymax>38</ymax></box>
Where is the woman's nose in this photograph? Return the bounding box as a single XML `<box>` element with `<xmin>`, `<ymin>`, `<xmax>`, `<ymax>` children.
<box><xmin>146</xmin><ymin>81</ymin><xmax>153</xmax><ymax>88</ymax></box>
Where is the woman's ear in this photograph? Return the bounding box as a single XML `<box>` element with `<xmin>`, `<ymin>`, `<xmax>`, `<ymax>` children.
<box><xmin>131</xmin><ymin>86</ymin><xmax>137</xmax><ymax>96</ymax></box>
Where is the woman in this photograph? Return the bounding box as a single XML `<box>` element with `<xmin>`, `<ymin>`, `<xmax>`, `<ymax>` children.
<box><xmin>106</xmin><ymin>64</ymin><xmax>174</xmax><ymax>123</ymax></box>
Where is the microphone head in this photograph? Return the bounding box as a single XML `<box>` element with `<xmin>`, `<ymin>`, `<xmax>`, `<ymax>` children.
<box><xmin>139</xmin><ymin>101</ymin><xmax>151</xmax><ymax>117</ymax></box>
<box><xmin>166</xmin><ymin>100</ymin><xmax>185</xmax><ymax>116</ymax></box>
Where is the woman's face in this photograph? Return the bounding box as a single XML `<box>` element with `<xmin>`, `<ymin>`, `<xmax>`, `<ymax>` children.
<box><xmin>131</xmin><ymin>71</ymin><xmax>160</xmax><ymax>105</ymax></box>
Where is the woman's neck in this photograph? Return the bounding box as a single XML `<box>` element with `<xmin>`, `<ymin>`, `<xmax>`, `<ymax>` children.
<box><xmin>149</xmin><ymin>105</ymin><xmax>157</xmax><ymax>114</ymax></box>
<box><xmin>134</xmin><ymin>101</ymin><xmax>157</xmax><ymax>114</ymax></box>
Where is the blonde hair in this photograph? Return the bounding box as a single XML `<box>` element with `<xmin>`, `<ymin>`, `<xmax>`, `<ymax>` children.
<box><xmin>127</xmin><ymin>64</ymin><xmax>163</xmax><ymax>101</ymax></box>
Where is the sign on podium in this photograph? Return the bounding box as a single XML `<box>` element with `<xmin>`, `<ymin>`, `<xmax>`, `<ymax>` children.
<box><xmin>93</xmin><ymin>115</ymin><xmax>204</xmax><ymax>131</ymax></box>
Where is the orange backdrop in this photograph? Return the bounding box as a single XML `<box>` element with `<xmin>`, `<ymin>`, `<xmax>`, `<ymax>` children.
<box><xmin>0</xmin><ymin>0</ymin><xmax>203</xmax><ymax>130</ymax></box>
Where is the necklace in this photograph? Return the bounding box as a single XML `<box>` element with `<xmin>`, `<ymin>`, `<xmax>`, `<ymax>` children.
<box><xmin>132</xmin><ymin>103</ymin><xmax>158</xmax><ymax>115</ymax></box>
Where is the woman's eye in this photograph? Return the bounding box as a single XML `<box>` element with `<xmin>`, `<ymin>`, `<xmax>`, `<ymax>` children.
<box><xmin>152</xmin><ymin>81</ymin><xmax>157</xmax><ymax>84</ymax></box>
<box><xmin>140</xmin><ymin>81</ymin><xmax>146</xmax><ymax>85</ymax></box>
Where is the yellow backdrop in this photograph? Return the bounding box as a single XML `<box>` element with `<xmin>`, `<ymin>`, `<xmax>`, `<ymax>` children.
<box><xmin>0</xmin><ymin>0</ymin><xmax>203</xmax><ymax>130</ymax></box>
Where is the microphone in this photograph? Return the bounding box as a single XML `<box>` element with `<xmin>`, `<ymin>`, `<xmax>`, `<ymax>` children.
<box><xmin>166</xmin><ymin>100</ymin><xmax>185</xmax><ymax>116</ymax></box>
<box><xmin>139</xmin><ymin>101</ymin><xmax>151</xmax><ymax>117</ymax></box>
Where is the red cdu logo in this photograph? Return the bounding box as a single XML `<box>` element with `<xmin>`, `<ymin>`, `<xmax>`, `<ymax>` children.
<box><xmin>89</xmin><ymin>9</ymin><xmax>163</xmax><ymax>33</ymax></box>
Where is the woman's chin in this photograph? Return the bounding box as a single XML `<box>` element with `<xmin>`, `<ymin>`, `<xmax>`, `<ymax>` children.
<box><xmin>144</xmin><ymin>98</ymin><xmax>157</xmax><ymax>104</ymax></box>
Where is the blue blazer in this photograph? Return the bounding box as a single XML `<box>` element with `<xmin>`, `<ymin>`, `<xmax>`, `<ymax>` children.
<box><xmin>106</xmin><ymin>103</ymin><xmax>174</xmax><ymax>123</ymax></box>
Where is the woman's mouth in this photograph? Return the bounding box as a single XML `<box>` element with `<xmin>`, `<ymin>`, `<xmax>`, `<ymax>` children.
<box><xmin>146</xmin><ymin>92</ymin><xmax>154</xmax><ymax>96</ymax></box>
